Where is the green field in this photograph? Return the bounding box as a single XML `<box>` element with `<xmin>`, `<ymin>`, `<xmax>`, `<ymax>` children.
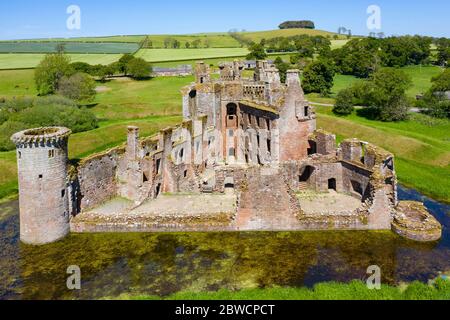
<box><xmin>11</xmin><ymin>29</ymin><xmax>346</xmax><ymax>48</ymax></box>
<box><xmin>135</xmin><ymin>48</ymin><xmax>250</xmax><ymax>62</ymax></box>
<box><xmin>0</xmin><ymin>42</ymin><xmax>139</xmax><ymax>54</ymax></box>
<box><xmin>0</xmin><ymin>53</ymin><xmax>123</xmax><ymax>70</ymax></box>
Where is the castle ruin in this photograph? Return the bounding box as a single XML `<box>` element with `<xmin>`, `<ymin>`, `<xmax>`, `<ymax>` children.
<box><xmin>11</xmin><ymin>60</ymin><xmax>442</xmax><ymax>245</ymax></box>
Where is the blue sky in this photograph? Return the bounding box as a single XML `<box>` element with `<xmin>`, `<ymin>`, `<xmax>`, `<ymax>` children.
<box><xmin>0</xmin><ymin>0</ymin><xmax>449</xmax><ymax>40</ymax></box>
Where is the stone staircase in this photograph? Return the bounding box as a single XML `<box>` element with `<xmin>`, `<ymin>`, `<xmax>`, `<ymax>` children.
<box><xmin>298</xmin><ymin>182</ymin><xmax>308</xmax><ymax>191</ymax></box>
<box><xmin>236</xmin><ymin>167</ymin><xmax>300</xmax><ymax>230</ymax></box>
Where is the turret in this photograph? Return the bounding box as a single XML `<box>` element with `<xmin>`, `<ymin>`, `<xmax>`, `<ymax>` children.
<box><xmin>11</xmin><ymin>127</ymin><xmax>71</xmax><ymax>245</ymax></box>
<box><xmin>195</xmin><ymin>61</ymin><xmax>210</xmax><ymax>84</ymax></box>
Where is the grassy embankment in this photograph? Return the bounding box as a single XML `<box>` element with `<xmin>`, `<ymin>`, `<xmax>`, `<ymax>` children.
<box><xmin>111</xmin><ymin>279</ymin><xmax>450</xmax><ymax>300</ymax></box>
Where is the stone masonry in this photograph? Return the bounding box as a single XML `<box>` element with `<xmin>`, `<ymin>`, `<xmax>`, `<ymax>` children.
<box><xmin>12</xmin><ymin>60</ymin><xmax>442</xmax><ymax>244</ymax></box>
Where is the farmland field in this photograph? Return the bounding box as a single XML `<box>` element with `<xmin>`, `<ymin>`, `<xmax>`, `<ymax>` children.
<box><xmin>0</xmin><ymin>42</ymin><xmax>139</xmax><ymax>54</ymax></box>
<box><xmin>9</xmin><ymin>29</ymin><xmax>346</xmax><ymax>48</ymax></box>
<box><xmin>0</xmin><ymin>53</ymin><xmax>122</xmax><ymax>69</ymax></box>
<box><xmin>135</xmin><ymin>48</ymin><xmax>250</xmax><ymax>62</ymax></box>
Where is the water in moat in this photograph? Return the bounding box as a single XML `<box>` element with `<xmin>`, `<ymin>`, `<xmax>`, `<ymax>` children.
<box><xmin>0</xmin><ymin>185</ymin><xmax>449</xmax><ymax>300</ymax></box>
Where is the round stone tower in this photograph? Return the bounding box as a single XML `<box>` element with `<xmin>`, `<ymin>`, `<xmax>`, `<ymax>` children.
<box><xmin>11</xmin><ymin>127</ymin><xmax>72</xmax><ymax>245</ymax></box>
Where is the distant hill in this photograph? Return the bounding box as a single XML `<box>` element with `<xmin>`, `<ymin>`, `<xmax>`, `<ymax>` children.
<box><xmin>4</xmin><ymin>28</ymin><xmax>348</xmax><ymax>48</ymax></box>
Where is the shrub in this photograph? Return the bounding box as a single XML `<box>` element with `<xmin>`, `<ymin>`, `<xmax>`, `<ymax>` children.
<box><xmin>0</xmin><ymin>96</ymin><xmax>98</xmax><ymax>151</ymax></box>
<box><xmin>0</xmin><ymin>121</ymin><xmax>28</xmax><ymax>151</ymax></box>
<box><xmin>57</xmin><ymin>73</ymin><xmax>96</xmax><ymax>103</ymax></box>
<box><xmin>333</xmin><ymin>88</ymin><xmax>355</xmax><ymax>115</ymax></box>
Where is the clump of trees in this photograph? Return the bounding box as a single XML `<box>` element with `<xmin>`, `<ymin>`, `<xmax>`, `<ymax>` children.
<box><xmin>0</xmin><ymin>96</ymin><xmax>98</xmax><ymax>151</ymax></box>
<box><xmin>265</xmin><ymin>35</ymin><xmax>331</xmax><ymax>55</ymax></box>
<box><xmin>279</xmin><ymin>20</ymin><xmax>315</xmax><ymax>30</ymax></box>
<box><xmin>416</xmin><ymin>69</ymin><xmax>450</xmax><ymax>118</ymax></box>
<box><xmin>333</xmin><ymin>68</ymin><xmax>412</xmax><ymax>121</ymax></box>
<box><xmin>70</xmin><ymin>53</ymin><xmax>152</xmax><ymax>80</ymax></box>
<box><xmin>332</xmin><ymin>36</ymin><xmax>433</xmax><ymax>78</ymax></box>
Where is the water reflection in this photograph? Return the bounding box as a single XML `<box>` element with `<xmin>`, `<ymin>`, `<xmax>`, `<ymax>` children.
<box><xmin>0</xmin><ymin>185</ymin><xmax>448</xmax><ymax>300</ymax></box>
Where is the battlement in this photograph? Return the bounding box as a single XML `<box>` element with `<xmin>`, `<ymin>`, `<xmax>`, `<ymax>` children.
<box><xmin>11</xmin><ymin>127</ymin><xmax>71</xmax><ymax>146</ymax></box>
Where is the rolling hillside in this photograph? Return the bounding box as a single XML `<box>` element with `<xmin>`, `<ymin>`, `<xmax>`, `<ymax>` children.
<box><xmin>3</xmin><ymin>28</ymin><xmax>347</xmax><ymax>48</ymax></box>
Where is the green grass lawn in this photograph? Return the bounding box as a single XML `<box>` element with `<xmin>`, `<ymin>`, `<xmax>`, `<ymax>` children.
<box><xmin>0</xmin><ymin>69</ymin><xmax>36</xmax><ymax>97</ymax></box>
<box><xmin>0</xmin><ymin>53</ymin><xmax>123</xmax><ymax>69</ymax></box>
<box><xmin>90</xmin><ymin>76</ymin><xmax>192</xmax><ymax>120</ymax></box>
<box><xmin>112</xmin><ymin>279</ymin><xmax>450</xmax><ymax>300</ymax></box>
<box><xmin>135</xmin><ymin>48</ymin><xmax>250</xmax><ymax>63</ymax></box>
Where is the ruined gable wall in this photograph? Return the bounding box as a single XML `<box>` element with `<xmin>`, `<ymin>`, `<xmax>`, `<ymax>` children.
<box><xmin>76</xmin><ymin>146</ymin><xmax>124</xmax><ymax>211</ymax></box>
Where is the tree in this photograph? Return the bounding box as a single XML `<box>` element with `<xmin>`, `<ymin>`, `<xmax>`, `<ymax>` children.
<box><xmin>118</xmin><ymin>54</ymin><xmax>135</xmax><ymax>75</ymax></box>
<box><xmin>185</xmin><ymin>42</ymin><xmax>191</xmax><ymax>49</ymax></box>
<box><xmin>57</xmin><ymin>73</ymin><xmax>96</xmax><ymax>103</ymax></box>
<box><xmin>192</xmin><ymin>39</ymin><xmax>202</xmax><ymax>49</ymax></box>
<box><xmin>34</xmin><ymin>53</ymin><xmax>72</xmax><ymax>96</ymax></box>
<box><xmin>302</xmin><ymin>58</ymin><xmax>336</xmax><ymax>95</ymax></box>
<box><xmin>274</xmin><ymin>57</ymin><xmax>290</xmax><ymax>83</ymax></box>
<box><xmin>246</xmin><ymin>43</ymin><xmax>267</xmax><ymax>60</ymax></box>
<box><xmin>55</xmin><ymin>43</ymin><xmax>66</xmax><ymax>54</ymax></box>
<box><xmin>369</xmin><ymin>68</ymin><xmax>412</xmax><ymax>121</ymax></box>
<box><xmin>126</xmin><ymin>58</ymin><xmax>152</xmax><ymax>79</ymax></box>
<box><xmin>333</xmin><ymin>88</ymin><xmax>355</xmax><ymax>115</ymax></box>
<box><xmin>435</xmin><ymin>38</ymin><xmax>450</xmax><ymax>67</ymax></box>
<box><xmin>416</xmin><ymin>69</ymin><xmax>450</xmax><ymax>118</ymax></box>
<box><xmin>70</xmin><ymin>61</ymin><xmax>92</xmax><ymax>74</ymax></box>
<box><xmin>204</xmin><ymin>39</ymin><xmax>211</xmax><ymax>48</ymax></box>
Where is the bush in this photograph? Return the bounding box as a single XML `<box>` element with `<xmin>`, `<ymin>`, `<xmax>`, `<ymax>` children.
<box><xmin>0</xmin><ymin>121</ymin><xmax>28</xmax><ymax>151</ymax></box>
<box><xmin>0</xmin><ymin>96</ymin><xmax>98</xmax><ymax>151</ymax></box>
<box><xmin>333</xmin><ymin>88</ymin><xmax>355</xmax><ymax>115</ymax></box>
<box><xmin>57</xmin><ymin>73</ymin><xmax>96</xmax><ymax>103</ymax></box>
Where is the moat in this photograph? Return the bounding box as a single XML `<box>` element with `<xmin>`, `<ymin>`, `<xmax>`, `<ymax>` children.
<box><xmin>0</xmin><ymin>185</ymin><xmax>449</xmax><ymax>300</ymax></box>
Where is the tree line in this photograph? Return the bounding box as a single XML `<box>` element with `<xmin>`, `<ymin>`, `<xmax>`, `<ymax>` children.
<box><xmin>245</xmin><ymin>34</ymin><xmax>450</xmax><ymax>121</ymax></box>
